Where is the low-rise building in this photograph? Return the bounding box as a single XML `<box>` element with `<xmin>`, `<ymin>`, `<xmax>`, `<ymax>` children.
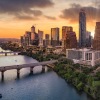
<box><xmin>66</xmin><ymin>48</ymin><xmax>100</xmax><ymax>66</ymax></box>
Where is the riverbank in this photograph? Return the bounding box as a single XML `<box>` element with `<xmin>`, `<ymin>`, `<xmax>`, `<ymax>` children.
<box><xmin>53</xmin><ymin>59</ymin><xmax>100</xmax><ymax>100</ymax></box>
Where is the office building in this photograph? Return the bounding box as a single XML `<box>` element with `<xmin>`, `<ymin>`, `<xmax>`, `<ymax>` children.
<box><xmin>62</xmin><ymin>26</ymin><xmax>73</xmax><ymax>47</ymax></box>
<box><xmin>43</xmin><ymin>34</ymin><xmax>50</xmax><ymax>47</ymax></box>
<box><xmin>51</xmin><ymin>27</ymin><xmax>59</xmax><ymax>46</ymax></box>
<box><xmin>20</xmin><ymin>36</ymin><xmax>24</xmax><ymax>46</ymax></box>
<box><xmin>31</xmin><ymin>26</ymin><xmax>35</xmax><ymax>41</ymax></box>
<box><xmin>66</xmin><ymin>31</ymin><xmax>77</xmax><ymax>49</ymax></box>
<box><xmin>79</xmin><ymin>9</ymin><xmax>86</xmax><ymax>48</ymax></box>
<box><xmin>30</xmin><ymin>26</ymin><xmax>39</xmax><ymax>45</ymax></box>
<box><xmin>62</xmin><ymin>26</ymin><xmax>77</xmax><ymax>50</ymax></box>
<box><xmin>86</xmin><ymin>31</ymin><xmax>92</xmax><ymax>47</ymax></box>
<box><xmin>93</xmin><ymin>22</ymin><xmax>100</xmax><ymax>50</ymax></box>
<box><xmin>38</xmin><ymin>30</ymin><xmax>43</xmax><ymax>46</ymax></box>
<box><xmin>66</xmin><ymin>48</ymin><xmax>100</xmax><ymax>66</ymax></box>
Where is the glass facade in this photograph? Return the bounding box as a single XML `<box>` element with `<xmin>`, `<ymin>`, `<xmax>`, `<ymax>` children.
<box><xmin>79</xmin><ymin>9</ymin><xmax>86</xmax><ymax>47</ymax></box>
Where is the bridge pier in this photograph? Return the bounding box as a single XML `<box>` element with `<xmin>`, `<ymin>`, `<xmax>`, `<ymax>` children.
<box><xmin>14</xmin><ymin>53</ymin><xmax>17</xmax><ymax>55</ymax></box>
<box><xmin>17</xmin><ymin>69</ymin><xmax>20</xmax><ymax>79</ymax></box>
<box><xmin>30</xmin><ymin>67</ymin><xmax>34</xmax><ymax>74</ymax></box>
<box><xmin>5</xmin><ymin>53</ymin><xmax>7</xmax><ymax>56</ymax></box>
<box><xmin>42</xmin><ymin>66</ymin><xmax>45</xmax><ymax>72</ymax></box>
<box><xmin>1</xmin><ymin>71</ymin><xmax>4</xmax><ymax>81</ymax></box>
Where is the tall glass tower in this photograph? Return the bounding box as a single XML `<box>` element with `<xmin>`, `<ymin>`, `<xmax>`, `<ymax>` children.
<box><xmin>79</xmin><ymin>9</ymin><xmax>86</xmax><ymax>48</ymax></box>
<box><xmin>51</xmin><ymin>27</ymin><xmax>59</xmax><ymax>46</ymax></box>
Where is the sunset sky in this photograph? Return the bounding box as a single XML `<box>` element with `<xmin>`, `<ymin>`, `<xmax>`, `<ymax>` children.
<box><xmin>0</xmin><ymin>0</ymin><xmax>100</xmax><ymax>39</ymax></box>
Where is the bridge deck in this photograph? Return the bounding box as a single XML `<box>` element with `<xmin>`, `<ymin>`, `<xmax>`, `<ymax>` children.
<box><xmin>0</xmin><ymin>52</ymin><xmax>20</xmax><ymax>54</ymax></box>
<box><xmin>0</xmin><ymin>60</ymin><xmax>57</xmax><ymax>71</ymax></box>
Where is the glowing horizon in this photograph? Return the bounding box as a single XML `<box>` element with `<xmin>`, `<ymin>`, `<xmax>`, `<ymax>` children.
<box><xmin>0</xmin><ymin>0</ymin><xmax>99</xmax><ymax>39</ymax></box>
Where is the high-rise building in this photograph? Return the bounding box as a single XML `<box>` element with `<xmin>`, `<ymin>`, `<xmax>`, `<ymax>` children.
<box><xmin>25</xmin><ymin>31</ymin><xmax>31</xmax><ymax>44</ymax></box>
<box><xmin>20</xmin><ymin>25</ymin><xmax>39</xmax><ymax>46</ymax></box>
<box><xmin>62</xmin><ymin>26</ymin><xmax>73</xmax><ymax>49</ymax></box>
<box><xmin>31</xmin><ymin>26</ymin><xmax>35</xmax><ymax>33</ymax></box>
<box><xmin>51</xmin><ymin>27</ymin><xmax>59</xmax><ymax>46</ymax></box>
<box><xmin>30</xmin><ymin>26</ymin><xmax>39</xmax><ymax>45</ymax></box>
<box><xmin>93</xmin><ymin>22</ymin><xmax>100</xmax><ymax>50</ymax></box>
<box><xmin>43</xmin><ymin>34</ymin><xmax>50</xmax><ymax>47</ymax></box>
<box><xmin>38</xmin><ymin>30</ymin><xmax>43</xmax><ymax>46</ymax></box>
<box><xmin>79</xmin><ymin>9</ymin><xmax>86</xmax><ymax>48</ymax></box>
<box><xmin>31</xmin><ymin>26</ymin><xmax>35</xmax><ymax>41</ymax></box>
<box><xmin>20</xmin><ymin>36</ymin><xmax>24</xmax><ymax>46</ymax></box>
<box><xmin>22</xmin><ymin>31</ymin><xmax>31</xmax><ymax>46</ymax></box>
<box><xmin>86</xmin><ymin>31</ymin><xmax>92</xmax><ymax>47</ymax></box>
<box><xmin>66</xmin><ymin>31</ymin><xmax>77</xmax><ymax>49</ymax></box>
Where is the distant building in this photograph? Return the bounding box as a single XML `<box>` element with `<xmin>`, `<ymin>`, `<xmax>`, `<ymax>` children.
<box><xmin>38</xmin><ymin>30</ymin><xmax>43</xmax><ymax>46</ymax></box>
<box><xmin>51</xmin><ymin>27</ymin><xmax>59</xmax><ymax>46</ymax></box>
<box><xmin>62</xmin><ymin>26</ymin><xmax>77</xmax><ymax>50</ymax></box>
<box><xmin>66</xmin><ymin>48</ymin><xmax>100</xmax><ymax>66</ymax></box>
<box><xmin>79</xmin><ymin>9</ymin><xmax>86</xmax><ymax>48</ymax></box>
<box><xmin>93</xmin><ymin>22</ymin><xmax>100</xmax><ymax>50</ymax></box>
<box><xmin>25</xmin><ymin>31</ymin><xmax>31</xmax><ymax>45</ymax></box>
<box><xmin>86</xmin><ymin>31</ymin><xmax>92</xmax><ymax>47</ymax></box>
<box><xmin>20</xmin><ymin>31</ymin><xmax>31</xmax><ymax>46</ymax></box>
<box><xmin>45</xmin><ymin>34</ymin><xmax>49</xmax><ymax>40</ymax></box>
<box><xmin>20</xmin><ymin>25</ymin><xmax>40</xmax><ymax>46</ymax></box>
<box><xmin>43</xmin><ymin>34</ymin><xmax>50</xmax><ymax>47</ymax></box>
<box><xmin>31</xmin><ymin>26</ymin><xmax>35</xmax><ymax>41</ymax></box>
<box><xmin>24</xmin><ymin>36</ymin><xmax>30</xmax><ymax>46</ymax></box>
<box><xmin>20</xmin><ymin>36</ymin><xmax>24</xmax><ymax>46</ymax></box>
<box><xmin>62</xmin><ymin>26</ymin><xmax>73</xmax><ymax>48</ymax></box>
<box><xmin>66</xmin><ymin>31</ymin><xmax>77</xmax><ymax>49</ymax></box>
<box><xmin>31</xmin><ymin>26</ymin><xmax>39</xmax><ymax>45</ymax></box>
<box><xmin>32</xmin><ymin>32</ymin><xmax>39</xmax><ymax>45</ymax></box>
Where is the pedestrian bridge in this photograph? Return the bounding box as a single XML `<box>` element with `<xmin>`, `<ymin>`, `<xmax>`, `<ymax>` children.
<box><xmin>0</xmin><ymin>51</ymin><xmax>20</xmax><ymax>56</ymax></box>
<box><xmin>0</xmin><ymin>60</ymin><xmax>58</xmax><ymax>81</ymax></box>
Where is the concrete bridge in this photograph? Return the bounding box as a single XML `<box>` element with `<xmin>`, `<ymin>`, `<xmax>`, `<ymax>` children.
<box><xmin>0</xmin><ymin>60</ymin><xmax>57</xmax><ymax>81</ymax></box>
<box><xmin>0</xmin><ymin>51</ymin><xmax>20</xmax><ymax>56</ymax></box>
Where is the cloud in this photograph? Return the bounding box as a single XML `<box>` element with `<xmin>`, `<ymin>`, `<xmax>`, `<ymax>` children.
<box><xmin>59</xmin><ymin>3</ymin><xmax>100</xmax><ymax>23</ymax></box>
<box><xmin>0</xmin><ymin>0</ymin><xmax>54</xmax><ymax>20</ymax></box>
<box><xmin>15</xmin><ymin>14</ymin><xmax>39</xmax><ymax>21</ymax></box>
<box><xmin>44</xmin><ymin>15</ymin><xmax>56</xmax><ymax>20</ymax></box>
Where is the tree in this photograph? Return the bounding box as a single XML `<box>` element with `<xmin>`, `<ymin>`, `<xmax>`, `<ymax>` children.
<box><xmin>73</xmin><ymin>63</ymin><xmax>80</xmax><ymax>69</ymax></box>
<box><xmin>76</xmin><ymin>82</ymin><xmax>84</xmax><ymax>91</ymax></box>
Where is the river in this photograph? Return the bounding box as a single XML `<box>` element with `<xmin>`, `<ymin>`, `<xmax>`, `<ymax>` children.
<box><xmin>0</xmin><ymin>47</ymin><xmax>93</xmax><ymax>100</ymax></box>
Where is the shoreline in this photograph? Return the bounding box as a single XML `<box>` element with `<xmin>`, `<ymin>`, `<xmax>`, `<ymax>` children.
<box><xmin>54</xmin><ymin>70</ymin><xmax>96</xmax><ymax>100</ymax></box>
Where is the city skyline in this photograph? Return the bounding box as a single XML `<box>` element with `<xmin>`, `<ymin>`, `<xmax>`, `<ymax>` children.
<box><xmin>0</xmin><ymin>0</ymin><xmax>100</xmax><ymax>38</ymax></box>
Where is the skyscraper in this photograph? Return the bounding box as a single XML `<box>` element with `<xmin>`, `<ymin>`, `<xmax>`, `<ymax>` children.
<box><xmin>38</xmin><ymin>30</ymin><xmax>43</xmax><ymax>46</ymax></box>
<box><xmin>86</xmin><ymin>31</ymin><xmax>92</xmax><ymax>47</ymax></box>
<box><xmin>66</xmin><ymin>31</ymin><xmax>77</xmax><ymax>49</ymax></box>
<box><xmin>31</xmin><ymin>26</ymin><xmax>35</xmax><ymax>41</ymax></box>
<box><xmin>51</xmin><ymin>27</ymin><xmax>59</xmax><ymax>46</ymax></box>
<box><xmin>62</xmin><ymin>26</ymin><xmax>73</xmax><ymax>48</ymax></box>
<box><xmin>79</xmin><ymin>9</ymin><xmax>86</xmax><ymax>48</ymax></box>
<box><xmin>43</xmin><ymin>34</ymin><xmax>50</xmax><ymax>47</ymax></box>
<box><xmin>45</xmin><ymin>34</ymin><xmax>49</xmax><ymax>40</ymax></box>
<box><xmin>20</xmin><ymin>36</ymin><xmax>24</xmax><ymax>46</ymax></box>
<box><xmin>93</xmin><ymin>22</ymin><xmax>100</xmax><ymax>50</ymax></box>
<box><xmin>31</xmin><ymin>26</ymin><xmax>39</xmax><ymax>45</ymax></box>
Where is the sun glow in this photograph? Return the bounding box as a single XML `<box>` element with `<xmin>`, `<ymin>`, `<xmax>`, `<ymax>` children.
<box><xmin>91</xmin><ymin>31</ymin><xmax>95</xmax><ymax>37</ymax></box>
